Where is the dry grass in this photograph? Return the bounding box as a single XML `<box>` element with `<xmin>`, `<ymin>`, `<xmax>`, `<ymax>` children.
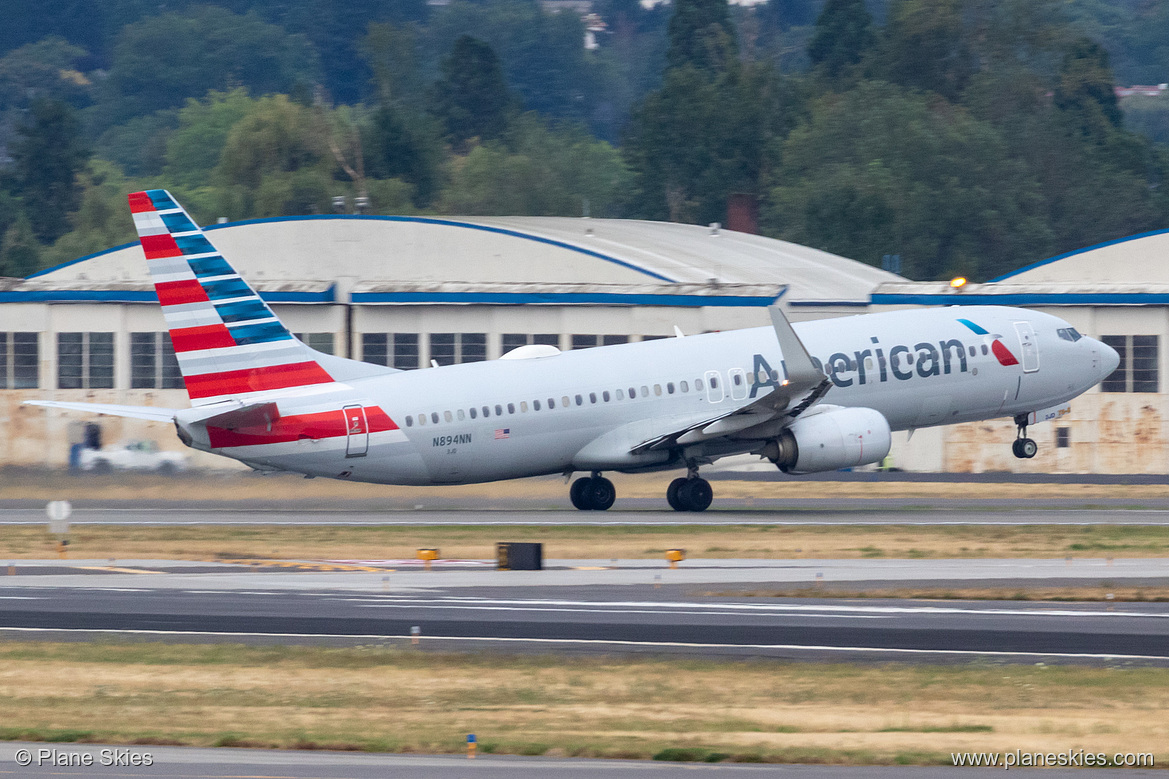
<box><xmin>707</xmin><ymin>586</ymin><xmax>1169</xmax><ymax>602</ymax></box>
<box><xmin>3</xmin><ymin>523</ymin><xmax>1169</xmax><ymax>562</ymax></box>
<box><xmin>0</xmin><ymin>641</ymin><xmax>1165</xmax><ymax>764</ymax></box>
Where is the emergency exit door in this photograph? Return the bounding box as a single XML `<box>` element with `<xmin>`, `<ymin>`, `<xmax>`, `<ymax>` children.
<box><xmin>1013</xmin><ymin>322</ymin><xmax>1039</xmax><ymax>373</ymax></box>
<box><xmin>343</xmin><ymin>405</ymin><xmax>368</xmax><ymax>457</ymax></box>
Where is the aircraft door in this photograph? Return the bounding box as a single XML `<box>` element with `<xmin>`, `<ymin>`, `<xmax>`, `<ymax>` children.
<box><xmin>1014</xmin><ymin>322</ymin><xmax>1039</xmax><ymax>373</ymax></box>
<box><xmin>705</xmin><ymin>371</ymin><xmax>724</xmax><ymax>403</ymax></box>
<box><xmin>343</xmin><ymin>405</ymin><xmax>369</xmax><ymax>457</ymax></box>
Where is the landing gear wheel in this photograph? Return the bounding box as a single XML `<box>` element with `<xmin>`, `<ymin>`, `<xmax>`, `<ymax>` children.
<box><xmin>1011</xmin><ymin>439</ymin><xmax>1024</xmax><ymax>458</ymax></box>
<box><xmin>570</xmin><ymin>477</ymin><xmax>592</xmax><ymax>510</ymax></box>
<box><xmin>585</xmin><ymin>476</ymin><xmax>616</xmax><ymax>511</ymax></box>
<box><xmin>1019</xmin><ymin>438</ymin><xmax>1038</xmax><ymax>458</ymax></box>
<box><xmin>570</xmin><ymin>476</ymin><xmax>616</xmax><ymax>510</ymax></box>
<box><xmin>666</xmin><ymin>478</ymin><xmax>687</xmax><ymax>511</ymax></box>
<box><xmin>670</xmin><ymin>477</ymin><xmax>713</xmax><ymax>512</ymax></box>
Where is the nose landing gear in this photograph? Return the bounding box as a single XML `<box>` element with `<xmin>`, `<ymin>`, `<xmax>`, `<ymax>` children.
<box><xmin>569</xmin><ymin>472</ymin><xmax>616</xmax><ymax>511</ymax></box>
<box><xmin>1012</xmin><ymin>413</ymin><xmax>1038</xmax><ymax>459</ymax></box>
<box><xmin>666</xmin><ymin>466</ymin><xmax>713</xmax><ymax>512</ymax></box>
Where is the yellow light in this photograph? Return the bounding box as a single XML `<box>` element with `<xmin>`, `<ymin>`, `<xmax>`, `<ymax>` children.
<box><xmin>950</xmin><ymin>277</ymin><xmax>967</xmax><ymax>289</ymax></box>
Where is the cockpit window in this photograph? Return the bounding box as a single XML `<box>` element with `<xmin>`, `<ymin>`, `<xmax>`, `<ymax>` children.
<box><xmin>1057</xmin><ymin>327</ymin><xmax>1084</xmax><ymax>342</ymax></box>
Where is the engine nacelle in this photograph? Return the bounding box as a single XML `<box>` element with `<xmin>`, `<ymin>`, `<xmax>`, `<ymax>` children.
<box><xmin>762</xmin><ymin>406</ymin><xmax>891</xmax><ymax>474</ymax></box>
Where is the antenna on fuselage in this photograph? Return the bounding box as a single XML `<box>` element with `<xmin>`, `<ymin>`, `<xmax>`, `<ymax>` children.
<box><xmin>673</xmin><ymin>326</ymin><xmax>685</xmax><ymax>338</ymax></box>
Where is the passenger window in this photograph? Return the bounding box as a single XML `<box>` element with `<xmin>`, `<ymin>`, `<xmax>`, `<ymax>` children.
<box><xmin>482</xmin><ymin>406</ymin><xmax>491</xmax><ymax>418</ymax></box>
<box><xmin>905</xmin><ymin>354</ymin><xmax>914</xmax><ymax>364</ymax></box>
<box><xmin>431</xmin><ymin>412</ymin><xmax>439</xmax><ymax>424</ymax></box>
<box><xmin>641</xmin><ymin>385</ymin><xmax>649</xmax><ymax>396</ymax></box>
<box><xmin>710</xmin><ymin>376</ymin><xmax>718</xmax><ymax>389</ymax></box>
<box><xmin>419</xmin><ymin>414</ymin><xmax>426</xmax><ymax>426</ymax></box>
<box><xmin>654</xmin><ymin>384</ymin><xmax>662</xmax><ymax>396</ymax></box>
<box><xmin>863</xmin><ymin>359</ymin><xmax>872</xmax><ymax>371</ymax></box>
<box><xmin>589</xmin><ymin>392</ymin><xmax>597</xmax><ymax>403</ymax></box>
<box><xmin>667</xmin><ymin>382</ymin><xmax>675</xmax><ymax>394</ymax></box>
<box><xmin>616</xmin><ymin>389</ymin><xmax>625</xmax><ymax>400</ymax></box>
<box><xmin>506</xmin><ymin>403</ymin><xmax>514</xmax><ymax>414</ymax></box>
<box><xmin>628</xmin><ymin>387</ymin><xmax>636</xmax><ymax>398</ymax></box>
<box><xmin>548</xmin><ymin>397</ymin><xmax>556</xmax><ymax>409</ymax></box>
<box><xmin>533</xmin><ymin>400</ymin><xmax>540</xmax><ymax>411</ymax></box>
<box><xmin>444</xmin><ymin>411</ymin><xmax>452</xmax><ymax>423</ymax></box>
<box><xmin>969</xmin><ymin>346</ymin><xmax>976</xmax><ymax>356</ymax></box>
<box><xmin>563</xmin><ymin>396</ymin><xmax>570</xmax><ymax>407</ymax></box>
<box><xmin>695</xmin><ymin>379</ymin><xmax>703</xmax><ymax>391</ymax></box>
<box><xmin>732</xmin><ymin>374</ymin><xmax>742</xmax><ymax>386</ymax></box>
<box><xmin>520</xmin><ymin>401</ymin><xmax>528</xmax><ymax>412</ymax></box>
<box><xmin>470</xmin><ymin>407</ymin><xmax>477</xmax><ymax>419</ymax></box>
<box><xmin>981</xmin><ymin>345</ymin><xmax>988</xmax><ymax>355</ymax></box>
<box><xmin>575</xmin><ymin>394</ymin><xmax>583</xmax><ymax>406</ymax></box>
<box><xmin>602</xmin><ymin>391</ymin><xmax>610</xmax><ymax>402</ymax></box>
<box><xmin>680</xmin><ymin>380</ymin><xmax>688</xmax><ymax>392</ymax></box>
<box><xmin>495</xmin><ymin>404</ymin><xmax>503</xmax><ymax>416</ymax></box>
<box><xmin>457</xmin><ymin>409</ymin><xmax>465</xmax><ymax>421</ymax></box>
<box><xmin>406</xmin><ymin>416</ymin><xmax>414</xmax><ymax>427</ymax></box>
<box><xmin>770</xmin><ymin>370</ymin><xmax>780</xmax><ymax>382</ymax></box>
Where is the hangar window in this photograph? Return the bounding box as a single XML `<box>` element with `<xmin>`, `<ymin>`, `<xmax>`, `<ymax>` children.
<box><xmin>362</xmin><ymin>333</ymin><xmax>420</xmax><ymax>370</ymax></box>
<box><xmin>0</xmin><ymin>332</ymin><xmax>38</xmax><ymax>389</ymax></box>
<box><xmin>1102</xmin><ymin>335</ymin><xmax>1159</xmax><ymax>393</ymax></box>
<box><xmin>294</xmin><ymin>332</ymin><xmax>334</xmax><ymax>355</ymax></box>
<box><xmin>504</xmin><ymin>334</ymin><xmax>560</xmax><ymax>353</ymax></box>
<box><xmin>572</xmin><ymin>335</ymin><xmax>599</xmax><ymax>350</ymax></box>
<box><xmin>1056</xmin><ymin>427</ymin><xmax>1070</xmax><ymax>448</ymax></box>
<box><xmin>430</xmin><ymin>333</ymin><xmax>486</xmax><ymax>366</ymax></box>
<box><xmin>603</xmin><ymin>335</ymin><xmax>629</xmax><ymax>346</ymax></box>
<box><xmin>130</xmin><ymin>332</ymin><xmax>182</xmax><ymax>390</ymax></box>
<box><xmin>57</xmin><ymin>332</ymin><xmax>114</xmax><ymax>390</ymax></box>
<box><xmin>641</xmin><ymin>335</ymin><xmax>667</xmax><ymax>342</ymax></box>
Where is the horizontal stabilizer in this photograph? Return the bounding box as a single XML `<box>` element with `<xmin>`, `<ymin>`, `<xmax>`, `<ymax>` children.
<box><xmin>23</xmin><ymin>400</ymin><xmax>179</xmax><ymax>423</ymax></box>
<box><xmin>193</xmin><ymin>401</ymin><xmax>280</xmax><ymax>430</ymax></box>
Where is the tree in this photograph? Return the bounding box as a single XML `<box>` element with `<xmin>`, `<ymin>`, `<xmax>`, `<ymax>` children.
<box><xmin>1054</xmin><ymin>37</ymin><xmax>1123</xmax><ymax>142</ymax></box>
<box><xmin>0</xmin><ymin>36</ymin><xmax>90</xmax><ymax>112</ymax></box>
<box><xmin>9</xmin><ymin>98</ymin><xmax>89</xmax><ymax>243</ymax></box>
<box><xmin>364</xmin><ymin>104</ymin><xmax>444</xmax><ymax>207</ymax></box>
<box><xmin>763</xmin><ymin>82</ymin><xmax>1053</xmax><ymax>281</ymax></box>
<box><xmin>0</xmin><ymin>213</ymin><xmax>41</xmax><ymax>278</ymax></box>
<box><xmin>430</xmin><ymin>36</ymin><xmax>514</xmax><ymax>150</ymax></box>
<box><xmin>665</xmin><ymin>0</ymin><xmax>738</xmax><ymax>76</ymax></box>
<box><xmin>99</xmin><ymin>7</ymin><xmax>319</xmax><ymax>126</ymax></box>
<box><xmin>807</xmin><ymin>0</ymin><xmax>875</xmax><ymax>81</ymax></box>
<box><xmin>879</xmin><ymin>0</ymin><xmax>972</xmax><ymax>101</ymax></box>
<box><xmin>164</xmin><ymin>89</ymin><xmax>256</xmax><ymax>189</ymax></box>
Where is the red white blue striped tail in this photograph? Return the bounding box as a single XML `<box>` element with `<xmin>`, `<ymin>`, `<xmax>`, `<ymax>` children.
<box><xmin>129</xmin><ymin>189</ymin><xmax>335</xmax><ymax>406</ymax></box>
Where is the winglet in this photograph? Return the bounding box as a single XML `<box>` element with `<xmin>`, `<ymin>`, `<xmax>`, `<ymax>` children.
<box><xmin>769</xmin><ymin>306</ymin><xmax>823</xmax><ymax>388</ymax></box>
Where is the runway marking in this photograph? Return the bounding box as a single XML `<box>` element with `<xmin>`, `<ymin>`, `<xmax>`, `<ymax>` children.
<box><xmin>351</xmin><ymin>603</ymin><xmax>887</xmax><ymax>619</ymax></box>
<box><xmin>0</xmin><ymin>626</ymin><xmax>1165</xmax><ymax>662</ymax></box>
<box><xmin>324</xmin><ymin>595</ymin><xmax>1169</xmax><ymax>620</ymax></box>
<box><xmin>76</xmin><ymin>566</ymin><xmax>166</xmax><ymax>575</ymax></box>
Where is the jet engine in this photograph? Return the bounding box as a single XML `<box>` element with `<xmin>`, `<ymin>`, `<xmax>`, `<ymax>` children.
<box><xmin>761</xmin><ymin>406</ymin><xmax>891</xmax><ymax>474</ymax></box>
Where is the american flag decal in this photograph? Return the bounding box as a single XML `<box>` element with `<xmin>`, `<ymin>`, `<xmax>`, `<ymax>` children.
<box><xmin>494</xmin><ymin>428</ymin><xmax>510</xmax><ymax>440</ymax></box>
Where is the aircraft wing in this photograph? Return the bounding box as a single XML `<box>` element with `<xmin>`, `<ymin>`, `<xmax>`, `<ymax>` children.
<box><xmin>23</xmin><ymin>400</ymin><xmax>180</xmax><ymax>423</ymax></box>
<box><xmin>630</xmin><ymin>307</ymin><xmax>831</xmax><ymax>455</ymax></box>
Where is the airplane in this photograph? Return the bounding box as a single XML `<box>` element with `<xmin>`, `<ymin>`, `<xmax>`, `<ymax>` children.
<box><xmin>25</xmin><ymin>190</ymin><xmax>1120</xmax><ymax>512</ymax></box>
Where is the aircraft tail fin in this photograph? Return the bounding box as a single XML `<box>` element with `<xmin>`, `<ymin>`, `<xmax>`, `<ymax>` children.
<box><xmin>129</xmin><ymin>190</ymin><xmax>338</xmax><ymax>406</ymax></box>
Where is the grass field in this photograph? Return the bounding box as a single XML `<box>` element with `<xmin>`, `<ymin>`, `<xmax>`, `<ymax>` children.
<box><xmin>3</xmin><ymin>522</ymin><xmax>1169</xmax><ymax>562</ymax></box>
<box><xmin>0</xmin><ymin>641</ymin><xmax>1164</xmax><ymax>765</ymax></box>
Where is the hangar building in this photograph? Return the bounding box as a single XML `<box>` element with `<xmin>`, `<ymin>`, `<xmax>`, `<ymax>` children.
<box><xmin>1</xmin><ymin>215</ymin><xmax>898</xmax><ymax>469</ymax></box>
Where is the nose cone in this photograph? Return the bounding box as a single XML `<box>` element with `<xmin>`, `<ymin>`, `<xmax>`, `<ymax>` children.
<box><xmin>1097</xmin><ymin>339</ymin><xmax>1120</xmax><ymax>379</ymax></box>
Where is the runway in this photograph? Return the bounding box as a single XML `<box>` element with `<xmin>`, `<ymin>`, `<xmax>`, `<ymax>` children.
<box><xmin>2</xmin><ymin>558</ymin><xmax>1168</xmax><ymax>663</ymax></box>
<box><xmin>7</xmin><ymin>505</ymin><xmax>1169</xmax><ymax>525</ymax></box>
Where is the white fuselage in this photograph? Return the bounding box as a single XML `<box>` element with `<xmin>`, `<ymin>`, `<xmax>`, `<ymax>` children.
<box><xmin>182</xmin><ymin>305</ymin><xmax>1113</xmax><ymax>486</ymax></box>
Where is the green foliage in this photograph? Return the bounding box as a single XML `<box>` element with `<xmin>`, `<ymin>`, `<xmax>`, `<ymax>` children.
<box><xmin>0</xmin><ymin>36</ymin><xmax>90</xmax><ymax>111</ymax></box>
<box><xmin>879</xmin><ymin>0</ymin><xmax>971</xmax><ymax>101</ymax></box>
<box><xmin>364</xmin><ymin>104</ymin><xmax>444</xmax><ymax>207</ymax></box>
<box><xmin>1054</xmin><ymin>37</ymin><xmax>1123</xmax><ymax>141</ymax></box>
<box><xmin>439</xmin><ymin>114</ymin><xmax>629</xmax><ymax>217</ymax></box>
<box><xmin>431</xmin><ymin>35</ymin><xmax>515</xmax><ymax>150</ymax></box>
<box><xmin>95</xmin><ymin>111</ymin><xmax>178</xmax><ymax>178</ymax></box>
<box><xmin>9</xmin><ymin>98</ymin><xmax>89</xmax><ymax>243</ymax></box>
<box><xmin>1122</xmin><ymin>95</ymin><xmax>1169</xmax><ymax>146</ymax></box>
<box><xmin>99</xmin><ymin>7</ymin><xmax>319</xmax><ymax>126</ymax></box>
<box><xmin>0</xmin><ymin>212</ymin><xmax>40</xmax><ymax>278</ymax></box>
<box><xmin>37</xmin><ymin>159</ymin><xmax>136</xmax><ymax>271</ymax></box>
<box><xmin>665</xmin><ymin>0</ymin><xmax>738</xmax><ymax>76</ymax></box>
<box><xmin>764</xmin><ymin>82</ymin><xmax>1053</xmax><ymax>280</ymax></box>
<box><xmin>164</xmin><ymin>90</ymin><xmax>255</xmax><ymax>190</ymax></box>
<box><xmin>807</xmin><ymin>0</ymin><xmax>876</xmax><ymax>81</ymax></box>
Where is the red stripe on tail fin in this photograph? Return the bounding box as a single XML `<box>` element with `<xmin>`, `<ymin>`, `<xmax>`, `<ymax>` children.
<box><xmin>184</xmin><ymin>361</ymin><xmax>335</xmax><ymax>400</ymax></box>
<box><xmin>170</xmin><ymin>324</ymin><xmax>236</xmax><ymax>352</ymax></box>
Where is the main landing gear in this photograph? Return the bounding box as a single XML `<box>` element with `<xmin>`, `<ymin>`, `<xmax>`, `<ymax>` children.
<box><xmin>666</xmin><ymin>467</ymin><xmax>713</xmax><ymax>512</ymax></box>
<box><xmin>570</xmin><ymin>472</ymin><xmax>616</xmax><ymax>511</ymax></box>
<box><xmin>1012</xmin><ymin>413</ymin><xmax>1038</xmax><ymax>459</ymax></box>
